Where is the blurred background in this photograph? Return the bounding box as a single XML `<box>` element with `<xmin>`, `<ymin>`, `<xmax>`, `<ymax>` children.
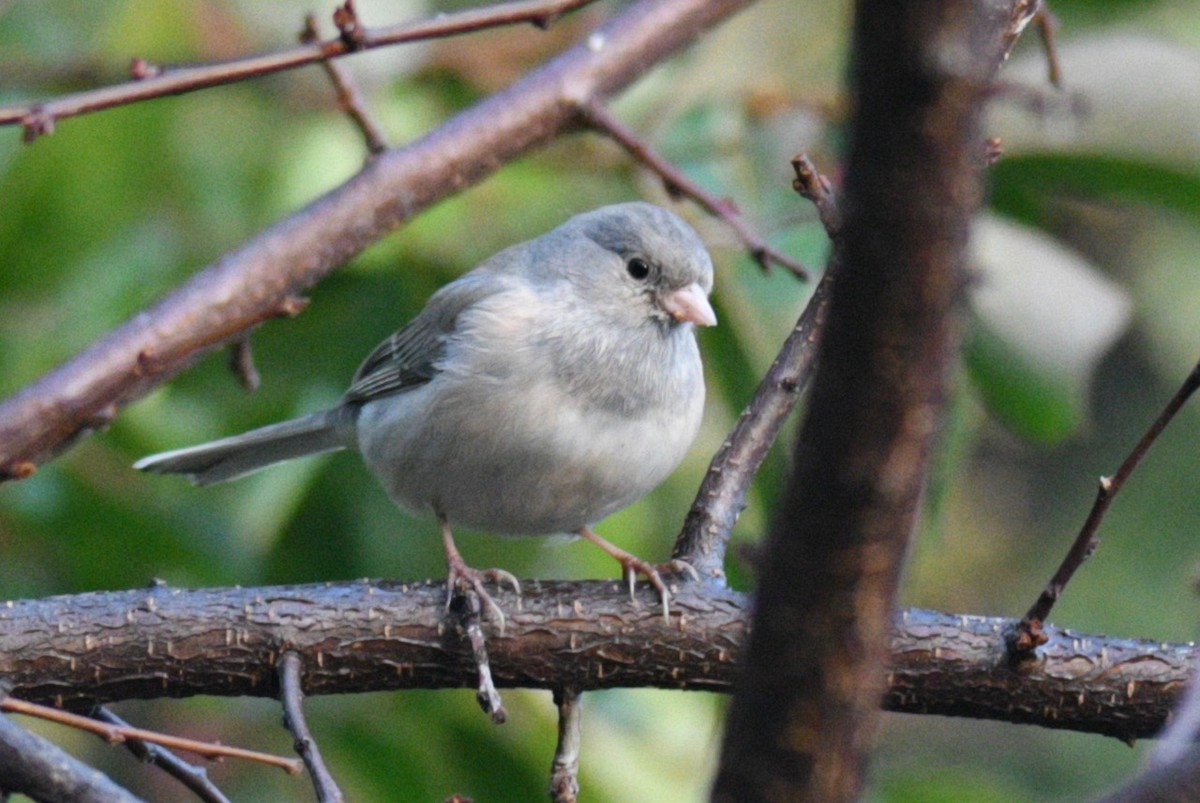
<box><xmin>3</xmin><ymin>0</ymin><xmax>1200</xmax><ymax>799</ymax></box>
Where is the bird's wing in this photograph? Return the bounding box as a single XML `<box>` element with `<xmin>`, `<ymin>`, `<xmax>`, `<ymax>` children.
<box><xmin>342</xmin><ymin>272</ymin><xmax>504</xmax><ymax>404</ymax></box>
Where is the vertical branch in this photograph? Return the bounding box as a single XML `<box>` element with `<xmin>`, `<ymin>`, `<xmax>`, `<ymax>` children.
<box><xmin>713</xmin><ymin>1</ymin><xmax>1032</xmax><ymax>799</ymax></box>
<box><xmin>278</xmin><ymin>653</ymin><xmax>344</xmax><ymax>803</ymax></box>
<box><xmin>549</xmin><ymin>688</ymin><xmax>583</xmax><ymax>803</ymax></box>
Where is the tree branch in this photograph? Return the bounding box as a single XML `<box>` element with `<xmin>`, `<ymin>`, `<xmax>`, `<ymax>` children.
<box><xmin>0</xmin><ymin>0</ymin><xmax>757</xmax><ymax>481</ymax></box>
<box><xmin>713</xmin><ymin>1</ymin><xmax>1041</xmax><ymax>799</ymax></box>
<box><xmin>0</xmin><ymin>709</ymin><xmax>143</xmax><ymax>803</ymax></box>
<box><xmin>0</xmin><ymin>582</ymin><xmax>1189</xmax><ymax>742</ymax></box>
<box><xmin>0</xmin><ymin>0</ymin><xmax>602</xmax><ymax>140</ymax></box>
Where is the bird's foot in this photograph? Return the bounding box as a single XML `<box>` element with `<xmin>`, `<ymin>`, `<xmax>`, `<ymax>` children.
<box><xmin>445</xmin><ymin>553</ymin><xmax>522</xmax><ymax>635</ymax></box>
<box><xmin>577</xmin><ymin>527</ymin><xmax>698</xmax><ymax>622</ymax></box>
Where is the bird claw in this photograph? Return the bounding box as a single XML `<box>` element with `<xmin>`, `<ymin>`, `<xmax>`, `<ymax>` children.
<box><xmin>617</xmin><ymin>557</ymin><xmax>698</xmax><ymax>623</ymax></box>
<box><xmin>446</xmin><ymin>562</ymin><xmax>522</xmax><ymax>636</ymax></box>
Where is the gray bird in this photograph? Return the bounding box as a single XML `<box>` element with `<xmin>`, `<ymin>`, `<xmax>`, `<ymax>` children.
<box><xmin>135</xmin><ymin>202</ymin><xmax>716</xmax><ymax>626</ymax></box>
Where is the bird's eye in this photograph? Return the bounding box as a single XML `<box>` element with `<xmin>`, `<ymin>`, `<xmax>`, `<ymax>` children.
<box><xmin>626</xmin><ymin>257</ymin><xmax>651</xmax><ymax>281</ymax></box>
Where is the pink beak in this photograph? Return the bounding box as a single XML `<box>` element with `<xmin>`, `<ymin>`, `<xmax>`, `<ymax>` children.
<box><xmin>661</xmin><ymin>282</ymin><xmax>717</xmax><ymax>327</ymax></box>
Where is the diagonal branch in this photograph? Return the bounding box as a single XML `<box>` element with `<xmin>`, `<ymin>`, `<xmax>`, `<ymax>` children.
<box><xmin>278</xmin><ymin>653</ymin><xmax>344</xmax><ymax>803</ymax></box>
<box><xmin>581</xmin><ymin>101</ymin><xmax>810</xmax><ymax>279</ymax></box>
<box><xmin>0</xmin><ymin>0</ymin><xmax>758</xmax><ymax>481</ymax></box>
<box><xmin>1014</xmin><ymin>355</ymin><xmax>1200</xmax><ymax>652</ymax></box>
<box><xmin>672</xmin><ymin>155</ymin><xmax>838</xmax><ymax>580</ymax></box>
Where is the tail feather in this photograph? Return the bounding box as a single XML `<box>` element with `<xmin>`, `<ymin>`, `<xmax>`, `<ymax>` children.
<box><xmin>134</xmin><ymin>409</ymin><xmax>354</xmax><ymax>486</ymax></box>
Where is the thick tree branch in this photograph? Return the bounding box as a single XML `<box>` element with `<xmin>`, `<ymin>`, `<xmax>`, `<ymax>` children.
<box><xmin>0</xmin><ymin>0</ymin><xmax>757</xmax><ymax>481</ymax></box>
<box><xmin>713</xmin><ymin>1</ymin><xmax>1040</xmax><ymax>800</ymax></box>
<box><xmin>0</xmin><ymin>582</ymin><xmax>1190</xmax><ymax>742</ymax></box>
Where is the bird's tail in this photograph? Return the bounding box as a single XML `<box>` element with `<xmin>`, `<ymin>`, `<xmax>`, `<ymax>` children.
<box><xmin>133</xmin><ymin>409</ymin><xmax>355</xmax><ymax>486</ymax></box>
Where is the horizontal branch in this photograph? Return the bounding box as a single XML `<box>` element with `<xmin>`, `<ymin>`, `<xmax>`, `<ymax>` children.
<box><xmin>0</xmin><ymin>0</ymin><xmax>600</xmax><ymax>137</ymax></box>
<box><xmin>0</xmin><ymin>0</ymin><xmax>755</xmax><ymax>480</ymax></box>
<box><xmin>0</xmin><ymin>581</ymin><xmax>1190</xmax><ymax>741</ymax></box>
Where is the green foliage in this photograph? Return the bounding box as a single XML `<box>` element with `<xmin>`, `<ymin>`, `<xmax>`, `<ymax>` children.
<box><xmin>4</xmin><ymin>0</ymin><xmax>1200</xmax><ymax>799</ymax></box>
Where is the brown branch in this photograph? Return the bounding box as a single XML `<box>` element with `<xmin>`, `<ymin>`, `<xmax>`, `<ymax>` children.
<box><xmin>1036</xmin><ymin>5</ymin><xmax>1063</xmax><ymax>87</ymax></box>
<box><xmin>0</xmin><ymin>709</ymin><xmax>144</xmax><ymax>802</ymax></box>
<box><xmin>0</xmin><ymin>582</ymin><xmax>1190</xmax><ymax>742</ymax></box>
<box><xmin>1</xmin><ymin>696</ymin><xmax>302</xmax><ymax>775</ymax></box>
<box><xmin>278</xmin><ymin>653</ymin><xmax>344</xmax><ymax>803</ymax></box>
<box><xmin>581</xmin><ymin>100</ymin><xmax>810</xmax><ymax>279</ymax></box>
<box><xmin>454</xmin><ymin>591</ymin><xmax>507</xmax><ymax>723</ymax></box>
<box><xmin>301</xmin><ymin>13</ymin><xmax>389</xmax><ymax>156</ymax></box>
<box><xmin>227</xmin><ymin>338</ymin><xmax>261</xmax><ymax>393</ymax></box>
<box><xmin>1015</xmin><ymin>356</ymin><xmax>1200</xmax><ymax>652</ymax></box>
<box><xmin>0</xmin><ymin>0</ymin><xmax>602</xmax><ymax>140</ymax></box>
<box><xmin>672</xmin><ymin>155</ymin><xmax>839</xmax><ymax>580</ymax></box>
<box><xmin>91</xmin><ymin>707</ymin><xmax>231</xmax><ymax>803</ymax></box>
<box><xmin>549</xmin><ymin>688</ymin><xmax>583</xmax><ymax>803</ymax></box>
<box><xmin>713</xmin><ymin>1</ymin><xmax>1039</xmax><ymax>800</ymax></box>
<box><xmin>0</xmin><ymin>0</ymin><xmax>757</xmax><ymax>481</ymax></box>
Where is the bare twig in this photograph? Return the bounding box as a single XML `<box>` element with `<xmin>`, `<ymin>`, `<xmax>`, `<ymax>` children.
<box><xmin>227</xmin><ymin>338</ymin><xmax>261</xmax><ymax>393</ymax></box>
<box><xmin>92</xmin><ymin>707</ymin><xmax>231</xmax><ymax>803</ymax></box>
<box><xmin>278</xmin><ymin>653</ymin><xmax>344</xmax><ymax>803</ymax></box>
<box><xmin>301</xmin><ymin>14</ymin><xmax>389</xmax><ymax>156</ymax></box>
<box><xmin>1</xmin><ymin>696</ymin><xmax>302</xmax><ymax>774</ymax></box>
<box><xmin>453</xmin><ymin>592</ymin><xmax>507</xmax><ymax>724</ymax></box>
<box><xmin>581</xmin><ymin>100</ymin><xmax>810</xmax><ymax>279</ymax></box>
<box><xmin>549</xmin><ymin>688</ymin><xmax>583</xmax><ymax>803</ymax></box>
<box><xmin>0</xmin><ymin>710</ymin><xmax>143</xmax><ymax>802</ymax></box>
<box><xmin>1036</xmin><ymin>6</ymin><xmax>1062</xmax><ymax>87</ymax></box>
<box><xmin>0</xmin><ymin>0</ymin><xmax>756</xmax><ymax>480</ymax></box>
<box><xmin>673</xmin><ymin>155</ymin><xmax>838</xmax><ymax>580</ymax></box>
<box><xmin>0</xmin><ymin>0</ymin><xmax>602</xmax><ymax>140</ymax></box>
<box><xmin>791</xmin><ymin>153</ymin><xmax>841</xmax><ymax>237</ymax></box>
<box><xmin>1014</xmin><ymin>357</ymin><xmax>1200</xmax><ymax>652</ymax></box>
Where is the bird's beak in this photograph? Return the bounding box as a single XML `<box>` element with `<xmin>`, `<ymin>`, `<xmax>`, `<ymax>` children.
<box><xmin>661</xmin><ymin>282</ymin><xmax>717</xmax><ymax>327</ymax></box>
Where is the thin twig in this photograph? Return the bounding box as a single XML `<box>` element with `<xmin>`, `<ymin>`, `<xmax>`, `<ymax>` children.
<box><xmin>454</xmin><ymin>592</ymin><xmax>507</xmax><ymax>724</ymax></box>
<box><xmin>0</xmin><ymin>0</ymin><xmax>601</xmax><ymax>139</ymax></box>
<box><xmin>1013</xmin><ymin>357</ymin><xmax>1200</xmax><ymax>652</ymax></box>
<box><xmin>227</xmin><ymin>337</ymin><xmax>261</xmax><ymax>393</ymax></box>
<box><xmin>581</xmin><ymin>100</ymin><xmax>810</xmax><ymax>280</ymax></box>
<box><xmin>1036</xmin><ymin>6</ymin><xmax>1062</xmax><ymax>88</ymax></box>
<box><xmin>301</xmin><ymin>14</ymin><xmax>389</xmax><ymax>156</ymax></box>
<box><xmin>549</xmin><ymin>688</ymin><xmax>583</xmax><ymax>803</ymax></box>
<box><xmin>93</xmin><ymin>706</ymin><xmax>231</xmax><ymax>803</ymax></box>
<box><xmin>1</xmin><ymin>696</ymin><xmax>303</xmax><ymax>775</ymax></box>
<box><xmin>673</xmin><ymin>155</ymin><xmax>838</xmax><ymax>580</ymax></box>
<box><xmin>278</xmin><ymin>652</ymin><xmax>344</xmax><ymax>803</ymax></box>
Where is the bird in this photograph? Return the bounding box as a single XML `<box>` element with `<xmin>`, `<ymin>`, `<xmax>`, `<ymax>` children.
<box><xmin>135</xmin><ymin>202</ymin><xmax>716</xmax><ymax>628</ymax></box>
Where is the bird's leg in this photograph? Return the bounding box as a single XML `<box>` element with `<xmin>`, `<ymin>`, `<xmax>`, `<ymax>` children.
<box><xmin>576</xmin><ymin>526</ymin><xmax>699</xmax><ymax>622</ymax></box>
<box><xmin>439</xmin><ymin>514</ymin><xmax>521</xmax><ymax>634</ymax></box>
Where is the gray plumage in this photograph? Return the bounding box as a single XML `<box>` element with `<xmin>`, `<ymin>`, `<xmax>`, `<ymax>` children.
<box><xmin>135</xmin><ymin>202</ymin><xmax>715</xmax><ymax>539</ymax></box>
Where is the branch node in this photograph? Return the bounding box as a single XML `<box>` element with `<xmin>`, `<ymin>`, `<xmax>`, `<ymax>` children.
<box><xmin>1</xmin><ymin>461</ymin><xmax>37</xmax><ymax>481</ymax></box>
<box><xmin>129</xmin><ymin>58</ymin><xmax>162</xmax><ymax>81</ymax></box>
<box><xmin>21</xmin><ymin>108</ymin><xmax>54</xmax><ymax>143</ymax></box>
<box><xmin>277</xmin><ymin>295</ymin><xmax>311</xmax><ymax>318</ymax></box>
<box><xmin>333</xmin><ymin>0</ymin><xmax>367</xmax><ymax>49</ymax></box>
